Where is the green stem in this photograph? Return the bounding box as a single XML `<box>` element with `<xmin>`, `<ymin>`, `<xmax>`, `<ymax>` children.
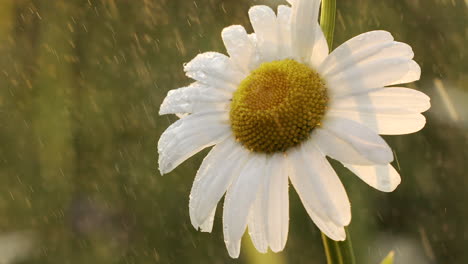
<box><xmin>341</xmin><ymin>228</ymin><xmax>356</xmax><ymax>264</ymax></box>
<box><xmin>321</xmin><ymin>233</ymin><xmax>334</xmax><ymax>264</ymax></box>
<box><xmin>320</xmin><ymin>228</ymin><xmax>356</xmax><ymax>264</ymax></box>
<box><xmin>320</xmin><ymin>0</ymin><xmax>336</xmax><ymax>49</ymax></box>
<box><xmin>319</xmin><ymin>1</ymin><xmax>356</xmax><ymax>263</ymax></box>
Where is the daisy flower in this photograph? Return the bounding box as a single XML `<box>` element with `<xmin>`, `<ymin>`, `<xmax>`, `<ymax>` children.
<box><xmin>158</xmin><ymin>0</ymin><xmax>430</xmax><ymax>258</ymax></box>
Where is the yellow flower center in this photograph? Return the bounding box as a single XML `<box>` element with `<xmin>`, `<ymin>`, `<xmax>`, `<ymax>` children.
<box><xmin>230</xmin><ymin>59</ymin><xmax>328</xmax><ymax>153</ymax></box>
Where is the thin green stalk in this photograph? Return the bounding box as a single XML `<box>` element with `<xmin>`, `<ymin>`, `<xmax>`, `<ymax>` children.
<box><xmin>320</xmin><ymin>0</ymin><xmax>336</xmax><ymax>49</ymax></box>
<box><xmin>321</xmin><ymin>228</ymin><xmax>356</xmax><ymax>264</ymax></box>
<box><xmin>319</xmin><ymin>1</ymin><xmax>356</xmax><ymax>263</ymax></box>
<box><xmin>341</xmin><ymin>228</ymin><xmax>356</xmax><ymax>263</ymax></box>
<box><xmin>321</xmin><ymin>233</ymin><xmax>334</xmax><ymax>264</ymax></box>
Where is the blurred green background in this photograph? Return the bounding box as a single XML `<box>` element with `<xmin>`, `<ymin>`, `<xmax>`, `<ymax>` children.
<box><xmin>0</xmin><ymin>0</ymin><xmax>466</xmax><ymax>263</ymax></box>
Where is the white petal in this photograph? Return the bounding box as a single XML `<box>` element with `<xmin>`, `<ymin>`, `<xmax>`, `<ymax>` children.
<box><xmin>288</xmin><ymin>140</ymin><xmax>351</xmax><ymax>226</ymax></box>
<box><xmin>246</xmin><ymin>33</ymin><xmax>262</xmax><ymax>70</ymax></box>
<box><xmin>290</xmin><ymin>0</ymin><xmax>321</xmax><ymax>63</ymax></box>
<box><xmin>344</xmin><ymin>163</ymin><xmax>401</xmax><ymax>192</ymax></box>
<box><xmin>309</xmin><ymin>25</ymin><xmax>329</xmax><ymax>68</ymax></box>
<box><xmin>328</xmin><ymin>110</ymin><xmax>427</xmax><ymax>135</ymax></box>
<box><xmin>159</xmin><ymin>82</ymin><xmax>231</xmax><ymax>115</ymax></box>
<box><xmin>223</xmin><ymin>154</ymin><xmax>267</xmax><ymax>258</ymax></box>
<box><xmin>158</xmin><ymin>111</ymin><xmax>230</xmax><ymax>174</ymax></box>
<box><xmin>189</xmin><ymin>138</ymin><xmax>250</xmax><ymax>230</ymax></box>
<box><xmin>221</xmin><ymin>25</ymin><xmax>257</xmax><ymax>73</ymax></box>
<box><xmin>184</xmin><ymin>52</ymin><xmax>246</xmax><ymax>87</ymax></box>
<box><xmin>331</xmin><ymin>87</ymin><xmax>431</xmax><ymax>114</ymax></box>
<box><xmin>278</xmin><ymin>4</ymin><xmax>328</xmax><ymax>65</ymax></box>
<box><xmin>388</xmin><ymin>60</ymin><xmax>421</xmax><ymax>85</ymax></box>
<box><xmin>248</xmin><ymin>6</ymin><xmax>279</xmax><ymax>62</ymax></box>
<box><xmin>322</xmin><ymin>41</ymin><xmax>414</xmax><ymax>77</ymax></box>
<box><xmin>248</xmin><ymin>185</ymin><xmax>268</xmax><ymax>253</ymax></box>
<box><xmin>277</xmin><ymin>5</ymin><xmax>292</xmax><ymax>59</ymax></box>
<box><xmin>265</xmin><ymin>154</ymin><xmax>289</xmax><ymax>252</ymax></box>
<box><xmin>313</xmin><ymin>128</ymin><xmax>375</xmax><ymax>165</ymax></box>
<box><xmin>320</xmin><ymin>30</ymin><xmax>421</xmax><ymax>96</ymax></box>
<box><xmin>225</xmin><ymin>238</ymin><xmax>241</xmax><ymax>259</ymax></box>
<box><xmin>175</xmin><ymin>113</ymin><xmax>189</xmax><ymax>119</ymax></box>
<box><xmin>248</xmin><ymin>153</ymin><xmax>289</xmax><ymax>253</ymax></box>
<box><xmin>199</xmin><ymin>207</ymin><xmax>216</xmax><ymax>233</ymax></box>
<box><xmin>308</xmin><ymin>210</ymin><xmax>346</xmax><ymax>241</ymax></box>
<box><xmin>319</xmin><ymin>31</ymin><xmax>394</xmax><ymax>74</ymax></box>
<box><xmin>321</xmin><ymin>116</ymin><xmax>394</xmax><ymax>164</ymax></box>
<box><xmin>326</xmin><ymin>57</ymin><xmax>416</xmax><ymax>97</ymax></box>
<box><xmin>366</xmin><ymin>41</ymin><xmax>414</xmax><ymax>60</ymax></box>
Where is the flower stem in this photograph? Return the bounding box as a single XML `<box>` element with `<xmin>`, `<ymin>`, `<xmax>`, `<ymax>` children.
<box><xmin>320</xmin><ymin>0</ymin><xmax>336</xmax><ymax>49</ymax></box>
<box><xmin>319</xmin><ymin>1</ymin><xmax>356</xmax><ymax>263</ymax></box>
<box><xmin>320</xmin><ymin>228</ymin><xmax>356</xmax><ymax>264</ymax></box>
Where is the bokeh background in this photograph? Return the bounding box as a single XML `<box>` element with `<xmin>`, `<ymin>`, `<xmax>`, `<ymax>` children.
<box><xmin>0</xmin><ymin>0</ymin><xmax>466</xmax><ymax>263</ymax></box>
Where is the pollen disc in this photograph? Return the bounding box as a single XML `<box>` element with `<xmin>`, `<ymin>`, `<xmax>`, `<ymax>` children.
<box><xmin>230</xmin><ymin>59</ymin><xmax>328</xmax><ymax>153</ymax></box>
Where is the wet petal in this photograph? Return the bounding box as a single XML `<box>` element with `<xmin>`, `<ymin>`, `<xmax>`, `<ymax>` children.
<box><xmin>326</xmin><ymin>57</ymin><xmax>417</xmax><ymax>97</ymax></box>
<box><xmin>307</xmin><ymin>210</ymin><xmax>346</xmax><ymax>241</ymax></box>
<box><xmin>248</xmin><ymin>6</ymin><xmax>279</xmax><ymax>62</ymax></box>
<box><xmin>199</xmin><ymin>207</ymin><xmax>216</xmax><ymax>233</ymax></box>
<box><xmin>328</xmin><ymin>110</ymin><xmax>427</xmax><ymax>135</ymax></box>
<box><xmin>223</xmin><ymin>154</ymin><xmax>267</xmax><ymax>258</ymax></box>
<box><xmin>189</xmin><ymin>138</ymin><xmax>250</xmax><ymax>231</ymax></box>
<box><xmin>222</xmin><ymin>25</ymin><xmax>257</xmax><ymax>73</ymax></box>
<box><xmin>184</xmin><ymin>52</ymin><xmax>246</xmax><ymax>88</ymax></box>
<box><xmin>331</xmin><ymin>87</ymin><xmax>430</xmax><ymax>114</ymax></box>
<box><xmin>265</xmin><ymin>154</ymin><xmax>289</xmax><ymax>252</ymax></box>
<box><xmin>158</xmin><ymin>111</ymin><xmax>230</xmax><ymax>174</ymax></box>
<box><xmin>344</xmin><ymin>163</ymin><xmax>401</xmax><ymax>192</ymax></box>
<box><xmin>159</xmin><ymin>82</ymin><xmax>231</xmax><ymax>115</ymax></box>
<box><xmin>290</xmin><ymin>0</ymin><xmax>321</xmax><ymax>63</ymax></box>
<box><xmin>388</xmin><ymin>59</ymin><xmax>421</xmax><ymax>85</ymax></box>
<box><xmin>313</xmin><ymin>128</ymin><xmax>375</xmax><ymax>165</ymax></box>
<box><xmin>277</xmin><ymin>5</ymin><xmax>292</xmax><ymax>59</ymax></box>
<box><xmin>310</xmin><ymin>25</ymin><xmax>329</xmax><ymax>68</ymax></box>
<box><xmin>319</xmin><ymin>30</ymin><xmax>394</xmax><ymax>74</ymax></box>
<box><xmin>248</xmin><ymin>153</ymin><xmax>289</xmax><ymax>253</ymax></box>
<box><xmin>288</xmin><ymin>140</ymin><xmax>351</xmax><ymax>226</ymax></box>
<box><xmin>321</xmin><ymin>116</ymin><xmax>394</xmax><ymax>164</ymax></box>
<box><xmin>248</xmin><ymin>185</ymin><xmax>268</xmax><ymax>253</ymax></box>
